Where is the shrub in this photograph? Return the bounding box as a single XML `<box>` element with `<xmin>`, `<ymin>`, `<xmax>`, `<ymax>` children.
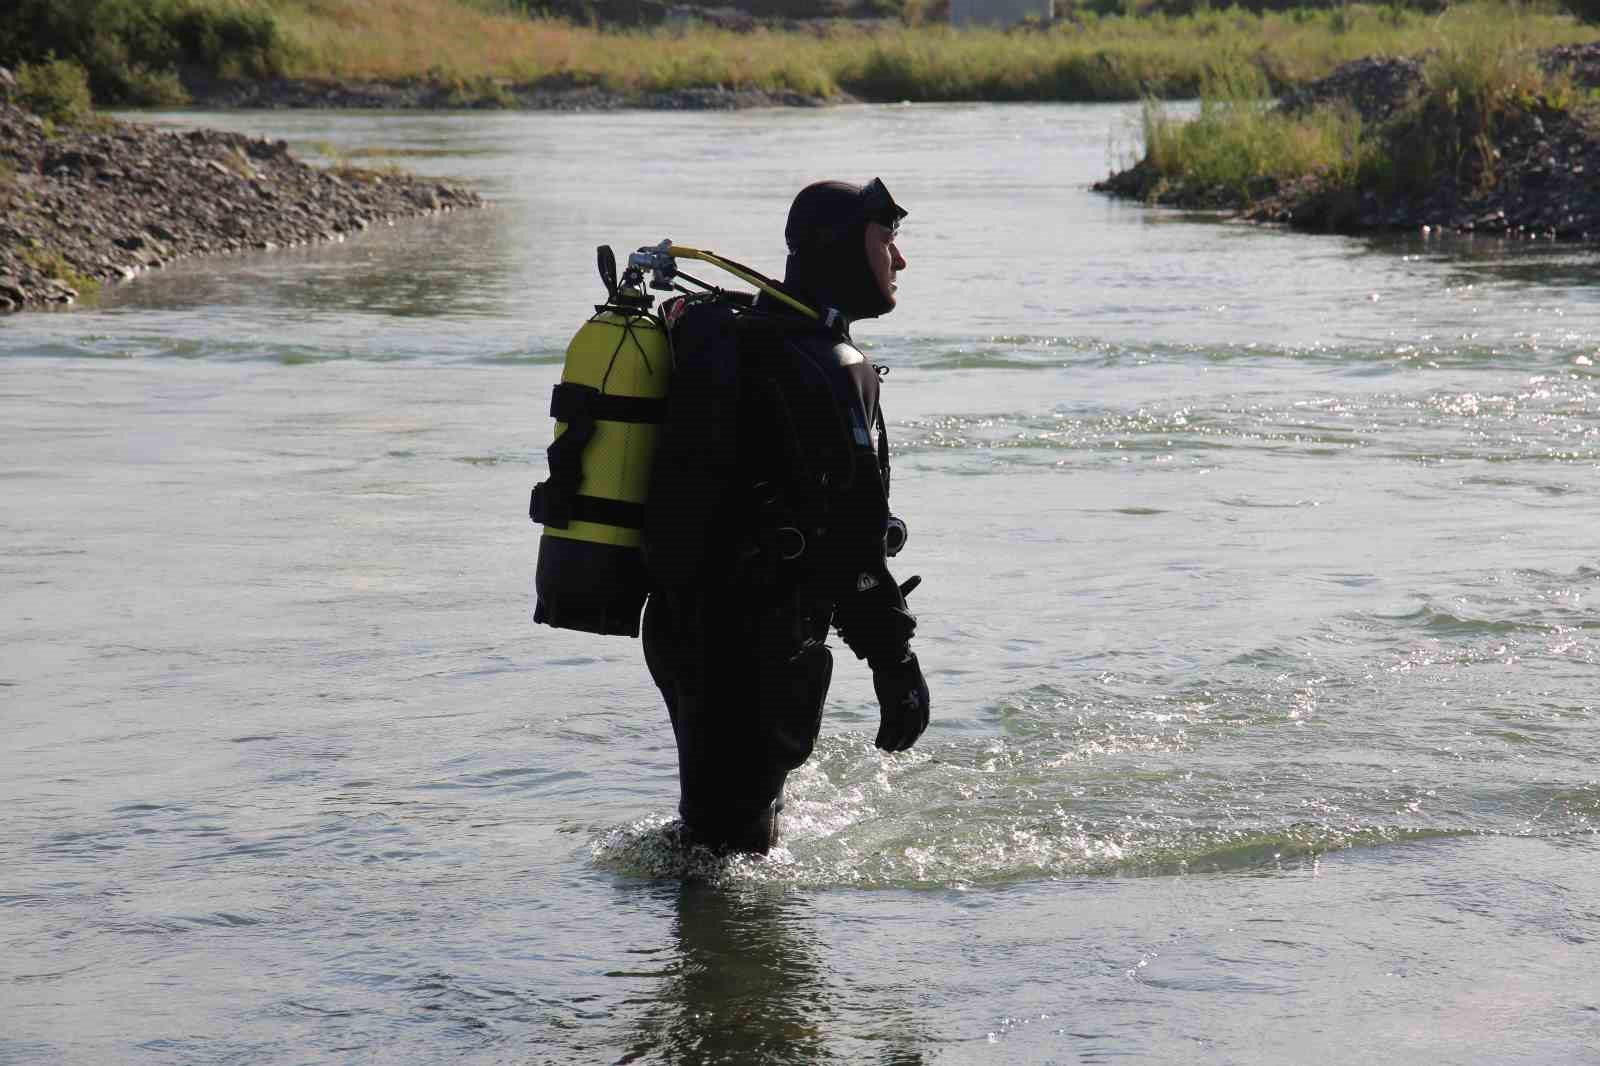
<box><xmin>14</xmin><ymin>57</ymin><xmax>96</xmax><ymax>125</ymax></box>
<box><xmin>0</xmin><ymin>0</ymin><xmax>286</xmax><ymax>106</ymax></box>
<box><xmin>1564</xmin><ymin>0</ymin><xmax>1600</xmax><ymax>24</ymax></box>
<box><xmin>1371</xmin><ymin>19</ymin><xmax>1552</xmax><ymax>197</ymax></box>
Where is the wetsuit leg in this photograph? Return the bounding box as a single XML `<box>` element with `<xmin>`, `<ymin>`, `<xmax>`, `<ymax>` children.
<box><xmin>642</xmin><ymin>592</ymin><xmax>832</xmax><ymax>854</ymax></box>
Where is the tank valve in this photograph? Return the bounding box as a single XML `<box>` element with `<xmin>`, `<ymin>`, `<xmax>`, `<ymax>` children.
<box><xmin>629</xmin><ymin>239</ymin><xmax>679</xmax><ymax>291</ymax></box>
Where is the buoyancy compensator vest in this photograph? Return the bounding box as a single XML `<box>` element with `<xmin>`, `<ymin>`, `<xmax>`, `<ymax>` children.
<box><xmin>530</xmin><ymin>241</ymin><xmax>824</xmax><ymax>637</ymax></box>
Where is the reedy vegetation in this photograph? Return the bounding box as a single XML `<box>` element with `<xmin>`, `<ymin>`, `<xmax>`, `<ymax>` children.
<box><xmin>1</xmin><ymin>0</ymin><xmax>1596</xmax><ymax>108</ymax></box>
<box><xmin>1138</xmin><ymin>7</ymin><xmax>1598</xmax><ymax>210</ymax></box>
<box><xmin>1140</xmin><ymin>65</ymin><xmax>1371</xmax><ymax>199</ymax></box>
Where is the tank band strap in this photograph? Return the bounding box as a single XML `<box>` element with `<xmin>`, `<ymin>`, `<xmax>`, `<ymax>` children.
<box><xmin>551</xmin><ymin>382</ymin><xmax>664</xmax><ymax>425</ymax></box>
<box><xmin>570</xmin><ymin>494</ymin><xmax>646</xmax><ymax>530</ymax></box>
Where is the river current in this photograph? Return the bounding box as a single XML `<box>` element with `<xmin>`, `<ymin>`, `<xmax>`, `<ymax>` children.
<box><xmin>3</xmin><ymin>103</ymin><xmax>1598</xmax><ymax>1064</ymax></box>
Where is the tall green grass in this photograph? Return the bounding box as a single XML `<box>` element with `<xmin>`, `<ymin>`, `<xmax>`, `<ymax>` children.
<box><xmin>1134</xmin><ymin>3</ymin><xmax>1593</xmax><ymax>213</ymax></box>
<box><xmin>1141</xmin><ymin>66</ymin><xmax>1370</xmax><ymax>199</ymax></box>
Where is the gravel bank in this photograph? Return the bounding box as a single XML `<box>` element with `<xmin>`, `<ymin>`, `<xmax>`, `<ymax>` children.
<box><xmin>0</xmin><ymin>82</ymin><xmax>482</xmax><ymax>314</ymax></box>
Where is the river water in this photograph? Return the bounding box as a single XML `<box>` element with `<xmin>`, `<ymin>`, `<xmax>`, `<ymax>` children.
<box><xmin>3</xmin><ymin>103</ymin><xmax>1598</xmax><ymax>1064</ymax></box>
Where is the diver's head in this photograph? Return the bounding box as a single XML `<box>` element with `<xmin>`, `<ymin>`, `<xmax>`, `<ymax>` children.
<box><xmin>782</xmin><ymin>178</ymin><xmax>908</xmax><ymax>322</ymax></box>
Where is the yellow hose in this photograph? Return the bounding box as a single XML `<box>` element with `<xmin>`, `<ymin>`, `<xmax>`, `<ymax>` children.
<box><xmin>666</xmin><ymin>244</ymin><xmax>819</xmax><ymax>321</ymax></box>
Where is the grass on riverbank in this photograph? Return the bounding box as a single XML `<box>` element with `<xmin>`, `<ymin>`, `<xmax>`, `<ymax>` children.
<box><xmin>4</xmin><ymin>0</ymin><xmax>1598</xmax><ymax>107</ymax></box>
<box><xmin>272</xmin><ymin>0</ymin><xmax>1599</xmax><ymax>102</ymax></box>
<box><xmin>19</xmin><ymin>245</ymin><xmax>103</xmax><ymax>303</ymax></box>
<box><xmin>1140</xmin><ymin>66</ymin><xmax>1371</xmax><ymax>201</ymax></box>
<box><xmin>1134</xmin><ymin>14</ymin><xmax>1597</xmax><ymax>216</ymax></box>
<box><xmin>1371</xmin><ymin>24</ymin><xmax>1592</xmax><ymax>198</ymax></box>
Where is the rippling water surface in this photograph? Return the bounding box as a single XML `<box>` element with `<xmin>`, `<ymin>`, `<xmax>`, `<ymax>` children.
<box><xmin>3</xmin><ymin>104</ymin><xmax>1598</xmax><ymax>1064</ymax></box>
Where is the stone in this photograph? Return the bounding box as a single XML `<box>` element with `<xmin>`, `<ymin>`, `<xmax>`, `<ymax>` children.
<box><xmin>2</xmin><ymin>95</ymin><xmax>481</xmax><ymax>313</ymax></box>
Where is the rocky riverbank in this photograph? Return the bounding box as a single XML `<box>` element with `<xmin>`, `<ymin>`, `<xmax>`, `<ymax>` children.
<box><xmin>1094</xmin><ymin>43</ymin><xmax>1600</xmax><ymax>242</ymax></box>
<box><xmin>0</xmin><ymin>78</ymin><xmax>482</xmax><ymax>313</ymax></box>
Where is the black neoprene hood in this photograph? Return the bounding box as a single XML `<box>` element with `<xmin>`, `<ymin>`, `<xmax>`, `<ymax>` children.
<box><xmin>781</xmin><ymin>178</ymin><xmax>908</xmax><ymax>323</ymax></box>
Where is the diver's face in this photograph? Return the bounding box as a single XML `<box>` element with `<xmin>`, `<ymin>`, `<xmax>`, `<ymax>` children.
<box><xmin>865</xmin><ymin>221</ymin><xmax>906</xmax><ymax>310</ymax></box>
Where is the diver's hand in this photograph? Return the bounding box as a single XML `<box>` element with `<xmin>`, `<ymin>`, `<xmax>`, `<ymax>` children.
<box><xmin>870</xmin><ymin>651</ymin><xmax>929</xmax><ymax>752</ymax></box>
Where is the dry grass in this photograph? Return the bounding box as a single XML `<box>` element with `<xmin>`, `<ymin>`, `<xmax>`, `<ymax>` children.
<box><xmin>273</xmin><ymin>0</ymin><xmax>606</xmax><ymax>82</ymax></box>
<box><xmin>262</xmin><ymin>1</ymin><xmax>1599</xmax><ymax>100</ymax></box>
<box><xmin>6</xmin><ymin>0</ymin><xmax>1596</xmax><ymax>106</ymax></box>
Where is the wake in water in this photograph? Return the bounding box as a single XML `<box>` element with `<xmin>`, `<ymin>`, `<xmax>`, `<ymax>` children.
<box><xmin>590</xmin><ymin>619</ymin><xmax>1599</xmax><ymax>891</ymax></box>
<box><xmin>589</xmin><ymin>816</ymin><xmax>780</xmax><ymax>885</ymax></box>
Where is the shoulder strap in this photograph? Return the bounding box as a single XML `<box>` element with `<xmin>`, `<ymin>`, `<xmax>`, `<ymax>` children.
<box><xmin>875</xmin><ymin>404</ymin><xmax>890</xmax><ymax>499</ymax></box>
<box><xmin>643</xmin><ymin>296</ymin><xmax>744</xmax><ymax>587</ymax></box>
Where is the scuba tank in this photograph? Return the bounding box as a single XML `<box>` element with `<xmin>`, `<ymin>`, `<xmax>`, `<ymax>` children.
<box><xmin>529</xmin><ymin>247</ymin><xmax>670</xmax><ymax>636</ymax></box>
<box><xmin>530</xmin><ymin>241</ymin><xmax>822</xmax><ymax>637</ymax></box>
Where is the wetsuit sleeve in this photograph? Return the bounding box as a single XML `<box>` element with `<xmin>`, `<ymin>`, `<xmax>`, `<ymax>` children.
<box><xmin>742</xmin><ymin>320</ymin><xmax>917</xmax><ymax>662</ymax></box>
<box><xmin>829</xmin><ymin>359</ymin><xmax>917</xmax><ymax>665</ymax></box>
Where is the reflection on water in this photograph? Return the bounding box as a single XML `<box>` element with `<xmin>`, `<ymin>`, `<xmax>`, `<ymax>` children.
<box><xmin>97</xmin><ymin>207</ymin><xmax>520</xmax><ymax>322</ymax></box>
<box><xmin>617</xmin><ymin>884</ymin><xmax>929</xmax><ymax>1066</ymax></box>
<box><xmin>1357</xmin><ymin>231</ymin><xmax>1600</xmax><ymax>291</ymax></box>
<box><xmin>620</xmin><ymin>886</ymin><xmax>837</xmax><ymax>1065</ymax></box>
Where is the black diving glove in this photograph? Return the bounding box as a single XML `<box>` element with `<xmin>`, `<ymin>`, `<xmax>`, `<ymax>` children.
<box><xmin>870</xmin><ymin>650</ymin><xmax>929</xmax><ymax>753</ymax></box>
<box><xmin>835</xmin><ymin>573</ymin><xmax>920</xmax><ymax>660</ymax></box>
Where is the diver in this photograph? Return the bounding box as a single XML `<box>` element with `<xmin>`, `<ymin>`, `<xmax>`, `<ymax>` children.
<box><xmin>641</xmin><ymin>178</ymin><xmax>930</xmax><ymax>855</ymax></box>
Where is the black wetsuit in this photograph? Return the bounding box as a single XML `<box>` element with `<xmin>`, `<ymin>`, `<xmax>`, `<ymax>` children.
<box><xmin>641</xmin><ymin>298</ymin><xmax>915</xmax><ymax>853</ymax></box>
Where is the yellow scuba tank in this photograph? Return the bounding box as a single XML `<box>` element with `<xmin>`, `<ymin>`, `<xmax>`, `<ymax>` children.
<box><xmin>530</xmin><ymin>240</ymin><xmax>818</xmax><ymax>637</ymax></box>
<box><xmin>529</xmin><ymin>247</ymin><xmax>670</xmax><ymax>636</ymax></box>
